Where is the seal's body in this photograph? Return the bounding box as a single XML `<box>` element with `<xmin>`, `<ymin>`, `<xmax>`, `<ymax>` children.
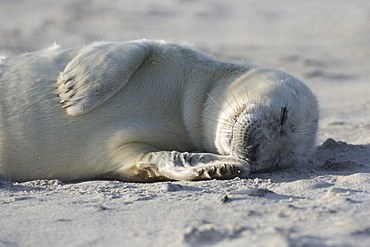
<box><xmin>0</xmin><ymin>40</ymin><xmax>318</xmax><ymax>182</ymax></box>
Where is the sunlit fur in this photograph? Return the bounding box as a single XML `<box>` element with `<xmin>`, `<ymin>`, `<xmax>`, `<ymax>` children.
<box><xmin>0</xmin><ymin>40</ymin><xmax>318</xmax><ymax>182</ymax></box>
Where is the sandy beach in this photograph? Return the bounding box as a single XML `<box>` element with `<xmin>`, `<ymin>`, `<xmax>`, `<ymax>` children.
<box><xmin>1</xmin><ymin>0</ymin><xmax>370</xmax><ymax>246</ymax></box>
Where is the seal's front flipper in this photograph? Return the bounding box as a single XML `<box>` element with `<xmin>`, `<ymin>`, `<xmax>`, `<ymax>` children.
<box><xmin>130</xmin><ymin>151</ymin><xmax>250</xmax><ymax>181</ymax></box>
<box><xmin>57</xmin><ymin>41</ymin><xmax>152</xmax><ymax>116</ymax></box>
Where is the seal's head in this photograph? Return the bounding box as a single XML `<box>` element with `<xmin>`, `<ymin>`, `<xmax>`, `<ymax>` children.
<box><xmin>210</xmin><ymin>68</ymin><xmax>319</xmax><ymax>172</ymax></box>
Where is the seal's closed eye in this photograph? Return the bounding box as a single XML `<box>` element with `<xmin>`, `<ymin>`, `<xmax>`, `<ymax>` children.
<box><xmin>280</xmin><ymin>107</ymin><xmax>288</xmax><ymax>126</ymax></box>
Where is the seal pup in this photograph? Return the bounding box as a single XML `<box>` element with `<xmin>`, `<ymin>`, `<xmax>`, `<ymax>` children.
<box><xmin>0</xmin><ymin>40</ymin><xmax>318</xmax><ymax>182</ymax></box>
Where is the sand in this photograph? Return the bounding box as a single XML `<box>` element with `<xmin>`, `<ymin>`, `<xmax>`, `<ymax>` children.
<box><xmin>0</xmin><ymin>0</ymin><xmax>369</xmax><ymax>246</ymax></box>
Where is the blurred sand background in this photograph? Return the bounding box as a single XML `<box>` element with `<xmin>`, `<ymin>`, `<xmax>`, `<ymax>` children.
<box><xmin>1</xmin><ymin>0</ymin><xmax>370</xmax><ymax>246</ymax></box>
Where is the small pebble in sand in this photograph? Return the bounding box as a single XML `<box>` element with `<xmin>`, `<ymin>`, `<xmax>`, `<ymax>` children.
<box><xmin>218</xmin><ymin>194</ymin><xmax>229</xmax><ymax>203</ymax></box>
<box><xmin>160</xmin><ymin>183</ymin><xmax>182</xmax><ymax>192</ymax></box>
<box><xmin>230</xmin><ymin>188</ymin><xmax>275</xmax><ymax>197</ymax></box>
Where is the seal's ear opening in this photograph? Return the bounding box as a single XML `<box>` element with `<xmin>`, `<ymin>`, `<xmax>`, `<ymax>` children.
<box><xmin>280</xmin><ymin>107</ymin><xmax>288</xmax><ymax>126</ymax></box>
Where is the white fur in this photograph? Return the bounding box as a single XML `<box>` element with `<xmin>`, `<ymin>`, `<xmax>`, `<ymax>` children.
<box><xmin>0</xmin><ymin>40</ymin><xmax>318</xmax><ymax>182</ymax></box>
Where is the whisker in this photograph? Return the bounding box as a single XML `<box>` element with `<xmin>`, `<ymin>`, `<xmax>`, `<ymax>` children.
<box><xmin>241</xmin><ymin>81</ymin><xmax>250</xmax><ymax>106</ymax></box>
<box><xmin>206</xmin><ymin>93</ymin><xmax>234</xmax><ymax>119</ymax></box>
<box><xmin>292</xmin><ymin>127</ymin><xmax>316</xmax><ymax>133</ymax></box>
<box><xmin>203</xmin><ymin>118</ymin><xmax>234</xmax><ymax>130</ymax></box>
<box><xmin>227</xmin><ymin>88</ymin><xmax>242</xmax><ymax>111</ymax></box>
<box><xmin>290</xmin><ymin>97</ymin><xmax>314</xmax><ymax>126</ymax></box>
<box><xmin>220</xmin><ymin>91</ymin><xmax>238</xmax><ymax>114</ymax></box>
<box><xmin>291</xmin><ymin>111</ymin><xmax>309</xmax><ymax>127</ymax></box>
<box><xmin>203</xmin><ymin>111</ymin><xmax>235</xmax><ymax>126</ymax></box>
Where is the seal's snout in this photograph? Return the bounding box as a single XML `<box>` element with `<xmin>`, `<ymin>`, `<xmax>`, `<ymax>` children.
<box><xmin>229</xmin><ymin>105</ymin><xmax>297</xmax><ymax>172</ymax></box>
